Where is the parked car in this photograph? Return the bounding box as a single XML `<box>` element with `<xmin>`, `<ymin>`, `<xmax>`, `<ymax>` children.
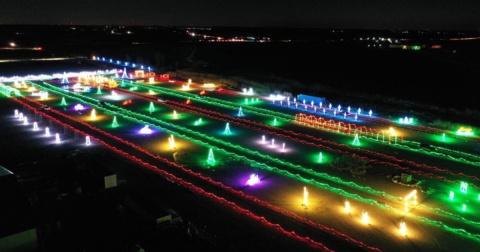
<box><xmin>39</xmin><ymin>105</ymin><xmax>51</xmax><ymax>111</ymax></box>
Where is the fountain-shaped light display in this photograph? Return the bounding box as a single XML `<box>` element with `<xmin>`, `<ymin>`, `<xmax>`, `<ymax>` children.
<box><xmin>319</xmin><ymin>102</ymin><xmax>322</xmax><ymax>108</ymax></box>
<box><xmin>345</xmin><ymin>200</ymin><xmax>350</xmax><ymax>213</ymax></box>
<box><xmin>273</xmin><ymin>118</ymin><xmax>277</xmax><ymax>126</ymax></box>
<box><xmin>74</xmin><ymin>104</ymin><xmax>84</xmax><ymax>111</ymax></box>
<box><xmin>271</xmin><ymin>139</ymin><xmax>275</xmax><ymax>148</ymax></box>
<box><xmin>323</xmin><ymin>108</ymin><xmax>326</xmax><ymax>114</ymax></box>
<box><xmin>348</xmin><ymin>106</ymin><xmax>351</xmax><ymax>113</ymax></box>
<box><xmin>173</xmin><ymin>110</ymin><xmax>178</xmax><ymax>119</ymax></box>
<box><xmin>55</xmin><ymin>133</ymin><xmax>60</xmax><ymax>144</ymax></box>
<box><xmin>358</xmin><ymin>108</ymin><xmax>361</xmax><ymax>115</ymax></box>
<box><xmin>86</xmin><ymin>136</ymin><xmax>91</xmax><ymax>146</ymax></box>
<box><xmin>449</xmin><ymin>191</ymin><xmax>454</xmax><ymax>200</ymax></box>
<box><xmin>60</xmin><ymin>97</ymin><xmax>67</xmax><ymax>106</ymax></box>
<box><xmin>246</xmin><ymin>173</ymin><xmax>260</xmax><ymax>186</ymax></box>
<box><xmin>19</xmin><ymin>113</ymin><xmax>24</xmax><ymax>120</ymax></box>
<box><xmin>23</xmin><ymin>117</ymin><xmax>28</xmax><ymax>125</ymax></box>
<box><xmin>344</xmin><ymin>112</ymin><xmax>347</xmax><ymax>119</ymax></box>
<box><xmin>139</xmin><ymin>125</ymin><xmax>153</xmax><ymax>134</ymax></box>
<box><xmin>302</xmin><ymin>187</ymin><xmax>308</xmax><ymax>208</ymax></box>
<box><xmin>121</xmin><ymin>68</ymin><xmax>128</xmax><ymax>79</ymax></box>
<box><xmin>61</xmin><ymin>72</ymin><xmax>69</xmax><ymax>84</ymax></box>
<box><xmin>97</xmin><ymin>86</ymin><xmax>102</xmax><ymax>94</ymax></box>
<box><xmin>369</xmin><ymin>110</ymin><xmax>372</xmax><ymax>117</ymax></box>
<box><xmin>168</xmin><ymin>135</ymin><xmax>175</xmax><ymax>149</ymax></box>
<box><xmin>333</xmin><ymin>110</ymin><xmax>336</xmax><ymax>117</ymax></box>
<box><xmin>318</xmin><ymin>152</ymin><xmax>323</xmax><ymax>163</ymax></box>
<box><xmin>362</xmin><ymin>212</ymin><xmax>370</xmax><ymax>224</ymax></box>
<box><xmin>354</xmin><ymin>114</ymin><xmax>358</xmax><ymax>122</ymax></box>
<box><xmin>282</xmin><ymin>143</ymin><xmax>286</xmax><ymax>152</ymax></box>
<box><xmin>224</xmin><ymin>122</ymin><xmax>231</xmax><ymax>135</ymax></box>
<box><xmin>14</xmin><ymin>109</ymin><xmax>18</xmax><ymax>117</ymax></box>
<box><xmin>90</xmin><ymin>109</ymin><xmax>96</xmax><ymax>120</ymax></box>
<box><xmin>194</xmin><ymin>118</ymin><xmax>202</xmax><ymax>126</ymax></box>
<box><xmin>40</xmin><ymin>91</ymin><xmax>48</xmax><ymax>100</ymax></box>
<box><xmin>338</xmin><ymin>104</ymin><xmax>341</xmax><ymax>112</ymax></box>
<box><xmin>33</xmin><ymin>122</ymin><xmax>38</xmax><ymax>131</ymax></box>
<box><xmin>261</xmin><ymin>135</ymin><xmax>266</xmax><ymax>145</ymax></box>
<box><xmin>111</xmin><ymin>90</ymin><xmax>119</xmax><ymax>99</ymax></box>
<box><xmin>149</xmin><ymin>102</ymin><xmax>155</xmax><ymax>113</ymax></box>
<box><xmin>112</xmin><ymin>116</ymin><xmax>119</xmax><ymax>128</ymax></box>
<box><xmin>400</xmin><ymin>221</ymin><xmax>407</xmax><ymax>236</ymax></box>
<box><xmin>352</xmin><ymin>133</ymin><xmax>360</xmax><ymax>146</ymax></box>
<box><xmin>329</xmin><ymin>103</ymin><xmax>332</xmax><ymax>110</ymax></box>
<box><xmin>207</xmin><ymin>148</ymin><xmax>216</xmax><ymax>166</ymax></box>
<box><xmin>399</xmin><ymin>116</ymin><xmax>414</xmax><ymax>124</ymax></box>
<box><xmin>238</xmin><ymin>107</ymin><xmax>244</xmax><ymax>117</ymax></box>
<box><xmin>45</xmin><ymin>127</ymin><xmax>50</xmax><ymax>137</ymax></box>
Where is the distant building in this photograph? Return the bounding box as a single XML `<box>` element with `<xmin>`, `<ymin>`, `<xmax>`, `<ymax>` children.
<box><xmin>0</xmin><ymin>166</ymin><xmax>37</xmax><ymax>252</ymax></box>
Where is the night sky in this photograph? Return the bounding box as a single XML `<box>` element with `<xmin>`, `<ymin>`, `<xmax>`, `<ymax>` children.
<box><xmin>2</xmin><ymin>0</ymin><xmax>480</xmax><ymax>29</ymax></box>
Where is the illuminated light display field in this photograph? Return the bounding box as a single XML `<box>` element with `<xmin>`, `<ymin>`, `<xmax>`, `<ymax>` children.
<box><xmin>9</xmin><ymin>94</ymin><xmax>478</xmax><ymax>252</ymax></box>
<box><xmin>115</xmin><ymin>83</ymin><xmax>480</xmax><ymax>192</ymax></box>
<box><xmin>5</xmin><ymin>76</ymin><xmax>480</xmax><ymax>251</ymax></box>
<box><xmin>27</xmin><ymin>85</ymin><xmax>480</xmax><ymax>235</ymax></box>
<box><xmin>29</xmin><ymin>80</ymin><xmax>480</xmax><ymax>222</ymax></box>
<box><xmin>123</xmin><ymin>80</ymin><xmax>480</xmax><ymax>171</ymax></box>
<box><xmin>7</xmin><ymin>97</ymin><xmax>341</xmax><ymax>252</ymax></box>
<box><xmin>30</xmin><ymin>79</ymin><xmax>480</xmax><ymax>202</ymax></box>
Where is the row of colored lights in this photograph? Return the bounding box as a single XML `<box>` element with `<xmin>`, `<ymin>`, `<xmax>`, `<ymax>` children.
<box><xmin>21</xmin><ymin>85</ymin><xmax>480</xmax><ymax>247</ymax></box>
<box><xmin>20</xmin><ymin>92</ymin><xmax>462</xmax><ymax>250</ymax></box>
<box><xmin>9</xmin><ymin>74</ymin><xmax>480</xmax><ymax>242</ymax></box>
<box><xmin>30</xmin><ymin>81</ymin><xmax>398</xmax><ymax>205</ymax></box>
<box><xmin>10</xmin><ymin>97</ymin><xmax>335</xmax><ymax>252</ymax></box>
<box><xmin>19</xmin><ymin>95</ymin><xmax>387</xmax><ymax>252</ymax></box>
<box><xmin>115</xmin><ymin>82</ymin><xmax>480</xmax><ymax>211</ymax></box>
<box><xmin>126</xmin><ymin>83</ymin><xmax>480</xmax><ymax>190</ymax></box>
<box><xmin>32</xmin><ymin>79</ymin><xmax>480</xmax><ymax>219</ymax></box>
<box><xmin>114</xmin><ymin>83</ymin><xmax>480</xmax><ymax>229</ymax></box>
<box><xmin>22</xmin><ymin>91</ymin><xmax>480</xmax><ymax>245</ymax></box>
<box><xmin>35</xmin><ymin>76</ymin><xmax>480</xmax><ymax>236</ymax></box>
<box><xmin>26</xmin><ymin>81</ymin><xmax>480</xmax><ymax>240</ymax></box>
<box><xmin>92</xmin><ymin>56</ymin><xmax>153</xmax><ymax>72</ymax></box>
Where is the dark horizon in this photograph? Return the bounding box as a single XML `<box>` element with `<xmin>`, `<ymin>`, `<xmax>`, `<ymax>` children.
<box><xmin>2</xmin><ymin>0</ymin><xmax>480</xmax><ymax>30</ymax></box>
